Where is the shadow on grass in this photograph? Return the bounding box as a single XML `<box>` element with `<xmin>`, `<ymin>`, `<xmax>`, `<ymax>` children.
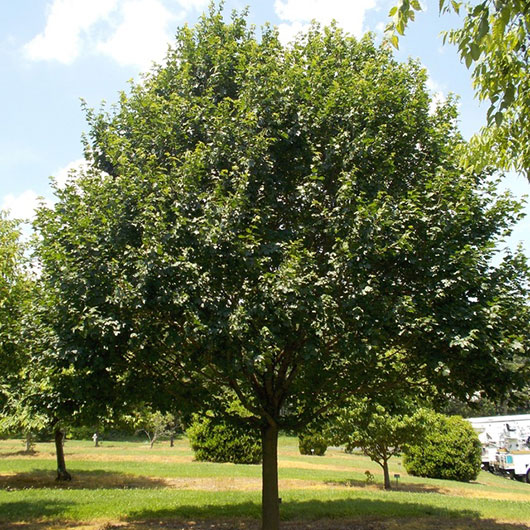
<box><xmin>127</xmin><ymin>498</ymin><xmax>471</xmax><ymax>521</ymax></box>
<box><xmin>325</xmin><ymin>478</ymin><xmax>445</xmax><ymax>494</ymax></box>
<box><xmin>127</xmin><ymin>498</ymin><xmax>529</xmax><ymax>530</ymax></box>
<box><xmin>0</xmin><ymin>468</ymin><xmax>168</xmax><ymax>490</ymax></box>
<box><xmin>109</xmin><ymin>517</ymin><xmax>530</xmax><ymax>529</ymax></box>
<box><xmin>125</xmin><ymin>498</ymin><xmax>530</xmax><ymax>529</ymax></box>
<box><xmin>0</xmin><ymin>498</ymin><xmax>528</xmax><ymax>530</ymax></box>
<box><xmin>0</xmin><ymin>449</ymin><xmax>38</xmax><ymax>458</ymax></box>
<box><xmin>0</xmin><ymin>499</ymin><xmax>71</xmax><ymax>521</ymax></box>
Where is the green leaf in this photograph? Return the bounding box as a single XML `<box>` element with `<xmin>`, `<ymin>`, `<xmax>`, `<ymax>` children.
<box><xmin>470</xmin><ymin>43</ymin><xmax>481</xmax><ymax>60</ymax></box>
<box><xmin>494</xmin><ymin>111</ymin><xmax>504</xmax><ymax>126</ymax></box>
<box><xmin>478</xmin><ymin>12</ymin><xmax>489</xmax><ymax>41</ymax></box>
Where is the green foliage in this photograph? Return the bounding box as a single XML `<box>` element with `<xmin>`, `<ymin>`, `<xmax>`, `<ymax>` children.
<box><xmin>187</xmin><ymin>414</ymin><xmax>262</xmax><ymax>464</ymax></box>
<box><xmin>298</xmin><ymin>431</ymin><xmax>328</xmax><ymax>456</ymax></box>
<box><xmin>329</xmin><ymin>394</ymin><xmax>428</xmax><ymax>488</ymax></box>
<box><xmin>35</xmin><ymin>5</ymin><xmax>530</xmax><ymax>434</ymax></box>
<box><xmin>127</xmin><ymin>407</ymin><xmax>179</xmax><ymax>447</ymax></box>
<box><xmin>403</xmin><ymin>411</ymin><xmax>482</xmax><ymax>482</ymax></box>
<box><xmin>33</xmin><ymin>6</ymin><xmax>530</xmax><ymax>526</ymax></box>
<box><xmin>0</xmin><ymin>212</ymin><xmax>32</xmax><ymax>395</ymax></box>
<box><xmin>386</xmin><ymin>1</ymin><xmax>530</xmax><ymax>178</ymax></box>
<box><xmin>0</xmin><ymin>212</ymin><xmax>47</xmax><ymax>440</ymax></box>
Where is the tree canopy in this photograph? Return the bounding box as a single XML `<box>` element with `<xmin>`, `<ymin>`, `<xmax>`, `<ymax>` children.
<box><xmin>386</xmin><ymin>0</ymin><xmax>530</xmax><ymax>179</ymax></box>
<box><xmin>0</xmin><ymin>212</ymin><xmax>31</xmax><ymax>391</ymax></box>
<box><xmin>35</xmin><ymin>7</ymin><xmax>530</xmax><ymax>529</ymax></box>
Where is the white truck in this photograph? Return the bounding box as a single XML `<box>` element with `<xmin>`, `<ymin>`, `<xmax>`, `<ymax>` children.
<box><xmin>467</xmin><ymin>414</ymin><xmax>530</xmax><ymax>482</ymax></box>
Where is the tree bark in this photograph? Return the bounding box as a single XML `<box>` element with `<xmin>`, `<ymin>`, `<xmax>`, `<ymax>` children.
<box><xmin>54</xmin><ymin>428</ymin><xmax>72</xmax><ymax>481</ymax></box>
<box><xmin>383</xmin><ymin>459</ymin><xmax>391</xmax><ymax>490</ymax></box>
<box><xmin>261</xmin><ymin>421</ymin><xmax>280</xmax><ymax>530</ymax></box>
<box><xmin>24</xmin><ymin>433</ymin><xmax>33</xmax><ymax>453</ymax></box>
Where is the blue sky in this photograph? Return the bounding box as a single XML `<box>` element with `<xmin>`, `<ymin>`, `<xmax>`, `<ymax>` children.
<box><xmin>1</xmin><ymin>0</ymin><xmax>528</xmax><ymax>258</ymax></box>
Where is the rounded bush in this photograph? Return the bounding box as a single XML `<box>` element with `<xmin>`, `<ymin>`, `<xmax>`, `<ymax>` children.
<box><xmin>403</xmin><ymin>413</ymin><xmax>481</xmax><ymax>482</ymax></box>
<box><xmin>299</xmin><ymin>431</ymin><xmax>328</xmax><ymax>456</ymax></box>
<box><xmin>187</xmin><ymin>415</ymin><xmax>261</xmax><ymax>464</ymax></box>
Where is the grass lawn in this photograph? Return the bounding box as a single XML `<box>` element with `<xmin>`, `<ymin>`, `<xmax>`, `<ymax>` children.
<box><xmin>0</xmin><ymin>436</ymin><xmax>529</xmax><ymax>529</ymax></box>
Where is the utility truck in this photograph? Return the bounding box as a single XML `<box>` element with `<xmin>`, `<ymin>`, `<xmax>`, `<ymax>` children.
<box><xmin>467</xmin><ymin>414</ymin><xmax>530</xmax><ymax>482</ymax></box>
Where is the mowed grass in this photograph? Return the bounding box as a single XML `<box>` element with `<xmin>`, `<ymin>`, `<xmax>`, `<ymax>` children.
<box><xmin>0</xmin><ymin>436</ymin><xmax>529</xmax><ymax>529</ymax></box>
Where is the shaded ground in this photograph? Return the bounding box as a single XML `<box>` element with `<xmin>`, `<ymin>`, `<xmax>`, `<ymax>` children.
<box><xmin>2</xmin><ymin>517</ymin><xmax>530</xmax><ymax>530</ymax></box>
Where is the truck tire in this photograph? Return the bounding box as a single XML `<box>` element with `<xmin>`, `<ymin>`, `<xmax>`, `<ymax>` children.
<box><xmin>526</xmin><ymin>469</ymin><xmax>530</xmax><ymax>484</ymax></box>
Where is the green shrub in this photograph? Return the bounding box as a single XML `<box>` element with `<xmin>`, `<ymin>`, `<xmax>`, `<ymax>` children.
<box><xmin>187</xmin><ymin>415</ymin><xmax>261</xmax><ymax>464</ymax></box>
<box><xmin>403</xmin><ymin>412</ymin><xmax>481</xmax><ymax>482</ymax></box>
<box><xmin>299</xmin><ymin>431</ymin><xmax>328</xmax><ymax>456</ymax></box>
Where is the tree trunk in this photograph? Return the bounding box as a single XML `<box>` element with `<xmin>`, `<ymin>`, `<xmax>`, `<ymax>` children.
<box><xmin>170</xmin><ymin>434</ymin><xmax>174</xmax><ymax>447</ymax></box>
<box><xmin>24</xmin><ymin>433</ymin><xmax>33</xmax><ymax>453</ymax></box>
<box><xmin>150</xmin><ymin>434</ymin><xmax>157</xmax><ymax>449</ymax></box>
<box><xmin>383</xmin><ymin>459</ymin><xmax>391</xmax><ymax>490</ymax></box>
<box><xmin>261</xmin><ymin>421</ymin><xmax>280</xmax><ymax>530</ymax></box>
<box><xmin>54</xmin><ymin>428</ymin><xmax>71</xmax><ymax>481</ymax></box>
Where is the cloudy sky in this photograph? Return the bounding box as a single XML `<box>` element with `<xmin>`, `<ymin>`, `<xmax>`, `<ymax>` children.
<box><xmin>1</xmin><ymin>0</ymin><xmax>528</xmax><ymax>256</ymax></box>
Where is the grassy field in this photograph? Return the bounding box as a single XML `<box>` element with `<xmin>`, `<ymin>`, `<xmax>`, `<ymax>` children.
<box><xmin>0</xmin><ymin>436</ymin><xmax>529</xmax><ymax>530</ymax></box>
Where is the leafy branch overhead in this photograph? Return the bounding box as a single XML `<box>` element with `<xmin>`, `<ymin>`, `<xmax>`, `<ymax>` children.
<box><xmin>386</xmin><ymin>0</ymin><xmax>530</xmax><ymax>178</ymax></box>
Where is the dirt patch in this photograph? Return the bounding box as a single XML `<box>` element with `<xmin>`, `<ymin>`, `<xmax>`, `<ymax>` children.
<box><xmin>2</xmin><ymin>517</ymin><xmax>529</xmax><ymax>530</ymax></box>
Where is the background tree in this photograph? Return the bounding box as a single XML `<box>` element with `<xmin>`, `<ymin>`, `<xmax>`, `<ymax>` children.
<box><xmin>35</xmin><ymin>7</ymin><xmax>530</xmax><ymax>529</ymax></box>
<box><xmin>128</xmin><ymin>406</ymin><xmax>179</xmax><ymax>448</ymax></box>
<box><xmin>329</xmin><ymin>396</ymin><xmax>427</xmax><ymax>490</ymax></box>
<box><xmin>0</xmin><ymin>213</ymin><xmax>43</xmax><ymax>454</ymax></box>
<box><xmin>386</xmin><ymin>0</ymin><xmax>530</xmax><ymax>178</ymax></box>
<box><xmin>0</xmin><ymin>212</ymin><xmax>32</xmax><ymax>412</ymax></box>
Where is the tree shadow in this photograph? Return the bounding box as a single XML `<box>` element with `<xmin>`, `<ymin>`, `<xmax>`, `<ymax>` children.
<box><xmin>0</xmin><ymin>469</ymin><xmax>168</xmax><ymax>490</ymax></box>
<box><xmin>96</xmin><ymin>518</ymin><xmax>530</xmax><ymax>530</ymax></box>
<box><xmin>125</xmin><ymin>498</ymin><xmax>530</xmax><ymax>529</ymax></box>
<box><xmin>325</xmin><ymin>478</ymin><xmax>446</xmax><ymax>494</ymax></box>
<box><xmin>0</xmin><ymin>449</ymin><xmax>38</xmax><ymax>458</ymax></box>
<box><xmin>0</xmin><ymin>499</ymin><xmax>71</xmax><ymax>523</ymax></box>
<box><xmin>0</xmin><ymin>498</ymin><xmax>528</xmax><ymax>529</ymax></box>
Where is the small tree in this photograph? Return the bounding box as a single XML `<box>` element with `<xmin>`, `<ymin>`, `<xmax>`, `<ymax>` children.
<box><xmin>131</xmin><ymin>408</ymin><xmax>178</xmax><ymax>448</ymax></box>
<box><xmin>403</xmin><ymin>411</ymin><xmax>482</xmax><ymax>482</ymax></box>
<box><xmin>330</xmin><ymin>397</ymin><xmax>427</xmax><ymax>489</ymax></box>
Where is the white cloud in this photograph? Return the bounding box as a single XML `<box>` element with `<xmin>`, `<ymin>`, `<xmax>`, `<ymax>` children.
<box><xmin>24</xmin><ymin>0</ymin><xmax>119</xmax><ymax>64</ymax></box>
<box><xmin>426</xmin><ymin>76</ymin><xmax>447</xmax><ymax>115</ymax></box>
<box><xmin>274</xmin><ymin>0</ymin><xmax>379</xmax><ymax>43</ymax></box>
<box><xmin>97</xmin><ymin>0</ymin><xmax>177</xmax><ymax>69</ymax></box>
<box><xmin>276</xmin><ymin>21</ymin><xmax>310</xmax><ymax>45</ymax></box>
<box><xmin>23</xmin><ymin>0</ymin><xmax>208</xmax><ymax>68</ymax></box>
<box><xmin>1</xmin><ymin>190</ymin><xmax>43</xmax><ymax>222</ymax></box>
<box><xmin>53</xmin><ymin>157</ymin><xmax>87</xmax><ymax>189</ymax></box>
<box><xmin>174</xmin><ymin>0</ymin><xmax>209</xmax><ymax>9</ymax></box>
<box><xmin>0</xmin><ymin>158</ymin><xmax>89</xmax><ymax>226</ymax></box>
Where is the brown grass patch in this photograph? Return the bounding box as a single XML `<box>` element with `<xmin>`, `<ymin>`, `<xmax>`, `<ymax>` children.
<box><xmin>2</xmin><ymin>517</ymin><xmax>529</xmax><ymax>530</ymax></box>
<box><xmin>0</xmin><ymin>472</ymin><xmax>325</xmax><ymax>492</ymax></box>
<box><xmin>0</xmin><ymin>451</ymin><xmax>194</xmax><ymax>464</ymax></box>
